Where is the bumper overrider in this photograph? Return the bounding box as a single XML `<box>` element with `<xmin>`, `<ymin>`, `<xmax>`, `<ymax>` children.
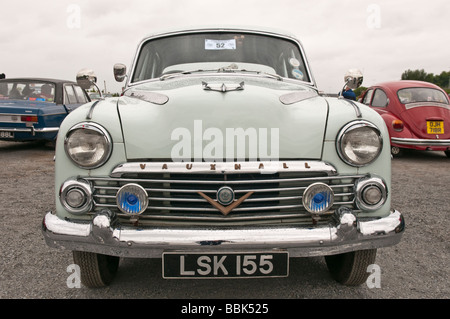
<box><xmin>42</xmin><ymin>208</ymin><xmax>404</xmax><ymax>258</ymax></box>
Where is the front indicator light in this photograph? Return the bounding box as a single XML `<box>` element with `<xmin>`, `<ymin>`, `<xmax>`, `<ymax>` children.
<box><xmin>302</xmin><ymin>183</ymin><xmax>334</xmax><ymax>214</ymax></box>
<box><xmin>116</xmin><ymin>184</ymin><xmax>148</xmax><ymax>215</ymax></box>
<box><xmin>60</xmin><ymin>179</ymin><xmax>93</xmax><ymax>215</ymax></box>
<box><xmin>355</xmin><ymin>176</ymin><xmax>387</xmax><ymax>211</ymax></box>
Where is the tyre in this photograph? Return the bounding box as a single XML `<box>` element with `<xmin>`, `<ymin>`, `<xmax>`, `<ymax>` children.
<box><xmin>445</xmin><ymin>150</ymin><xmax>450</xmax><ymax>158</ymax></box>
<box><xmin>325</xmin><ymin>249</ymin><xmax>377</xmax><ymax>286</ymax></box>
<box><xmin>391</xmin><ymin>146</ymin><xmax>403</xmax><ymax>157</ymax></box>
<box><xmin>72</xmin><ymin>251</ymin><xmax>120</xmax><ymax>288</ymax></box>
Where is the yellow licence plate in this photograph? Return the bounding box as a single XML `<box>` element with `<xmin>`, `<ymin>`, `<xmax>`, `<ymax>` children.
<box><xmin>427</xmin><ymin>121</ymin><xmax>444</xmax><ymax>134</ymax></box>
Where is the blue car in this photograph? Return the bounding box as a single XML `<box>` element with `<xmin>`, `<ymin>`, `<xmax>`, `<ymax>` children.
<box><xmin>0</xmin><ymin>78</ymin><xmax>90</xmax><ymax>144</ymax></box>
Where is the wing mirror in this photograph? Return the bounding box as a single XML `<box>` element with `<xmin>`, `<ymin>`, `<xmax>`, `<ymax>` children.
<box><xmin>339</xmin><ymin>69</ymin><xmax>363</xmax><ymax>99</ymax></box>
<box><xmin>113</xmin><ymin>63</ymin><xmax>127</xmax><ymax>82</ymax></box>
<box><xmin>344</xmin><ymin>69</ymin><xmax>364</xmax><ymax>89</ymax></box>
<box><xmin>76</xmin><ymin>68</ymin><xmax>103</xmax><ymax>99</ymax></box>
<box><xmin>76</xmin><ymin>68</ymin><xmax>97</xmax><ymax>90</ymax></box>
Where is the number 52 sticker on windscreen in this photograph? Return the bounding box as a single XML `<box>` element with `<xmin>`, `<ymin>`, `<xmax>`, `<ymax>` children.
<box><xmin>205</xmin><ymin>39</ymin><xmax>236</xmax><ymax>50</ymax></box>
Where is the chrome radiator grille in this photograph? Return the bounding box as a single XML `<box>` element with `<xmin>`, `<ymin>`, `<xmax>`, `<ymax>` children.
<box><xmin>85</xmin><ymin>161</ymin><xmax>364</xmax><ymax>226</ymax></box>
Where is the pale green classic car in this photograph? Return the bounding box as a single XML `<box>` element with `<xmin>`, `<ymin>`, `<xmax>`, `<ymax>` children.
<box><xmin>42</xmin><ymin>26</ymin><xmax>404</xmax><ymax>288</ymax></box>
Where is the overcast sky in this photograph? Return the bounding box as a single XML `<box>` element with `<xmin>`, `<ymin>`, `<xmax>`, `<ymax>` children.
<box><xmin>1</xmin><ymin>0</ymin><xmax>448</xmax><ymax>94</ymax></box>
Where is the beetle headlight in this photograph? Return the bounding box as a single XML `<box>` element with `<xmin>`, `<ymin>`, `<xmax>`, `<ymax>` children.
<box><xmin>64</xmin><ymin>122</ymin><xmax>112</xmax><ymax>169</ymax></box>
<box><xmin>337</xmin><ymin>121</ymin><xmax>383</xmax><ymax>167</ymax></box>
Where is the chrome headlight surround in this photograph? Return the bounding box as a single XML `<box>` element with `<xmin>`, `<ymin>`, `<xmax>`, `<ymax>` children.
<box><xmin>116</xmin><ymin>183</ymin><xmax>149</xmax><ymax>215</ymax></box>
<box><xmin>302</xmin><ymin>182</ymin><xmax>335</xmax><ymax>215</ymax></box>
<box><xmin>355</xmin><ymin>176</ymin><xmax>388</xmax><ymax>211</ymax></box>
<box><xmin>60</xmin><ymin>179</ymin><xmax>93</xmax><ymax>215</ymax></box>
<box><xmin>336</xmin><ymin>120</ymin><xmax>383</xmax><ymax>167</ymax></box>
<box><xmin>64</xmin><ymin>122</ymin><xmax>112</xmax><ymax>169</ymax></box>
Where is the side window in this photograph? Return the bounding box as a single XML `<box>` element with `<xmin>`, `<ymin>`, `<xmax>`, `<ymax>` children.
<box><xmin>362</xmin><ymin>89</ymin><xmax>374</xmax><ymax>105</ymax></box>
<box><xmin>73</xmin><ymin>85</ymin><xmax>88</xmax><ymax>103</ymax></box>
<box><xmin>372</xmin><ymin>89</ymin><xmax>388</xmax><ymax>107</ymax></box>
<box><xmin>65</xmin><ymin>85</ymin><xmax>77</xmax><ymax>104</ymax></box>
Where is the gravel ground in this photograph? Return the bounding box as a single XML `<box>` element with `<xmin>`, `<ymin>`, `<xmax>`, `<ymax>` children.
<box><xmin>0</xmin><ymin>140</ymin><xmax>448</xmax><ymax>300</ymax></box>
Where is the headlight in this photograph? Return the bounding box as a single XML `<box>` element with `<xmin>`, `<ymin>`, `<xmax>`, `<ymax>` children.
<box><xmin>336</xmin><ymin>121</ymin><xmax>383</xmax><ymax>167</ymax></box>
<box><xmin>64</xmin><ymin>122</ymin><xmax>112</xmax><ymax>169</ymax></box>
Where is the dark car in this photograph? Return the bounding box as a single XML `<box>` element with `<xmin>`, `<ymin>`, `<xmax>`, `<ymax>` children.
<box><xmin>0</xmin><ymin>78</ymin><xmax>90</xmax><ymax>144</ymax></box>
<box><xmin>360</xmin><ymin>80</ymin><xmax>450</xmax><ymax>157</ymax></box>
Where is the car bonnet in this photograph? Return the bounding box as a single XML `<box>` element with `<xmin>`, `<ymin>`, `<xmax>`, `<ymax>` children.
<box><xmin>117</xmin><ymin>77</ymin><xmax>328</xmax><ymax>161</ymax></box>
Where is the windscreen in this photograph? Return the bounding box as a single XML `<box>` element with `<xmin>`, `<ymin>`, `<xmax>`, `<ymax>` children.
<box><xmin>0</xmin><ymin>81</ymin><xmax>56</xmax><ymax>102</ymax></box>
<box><xmin>397</xmin><ymin>87</ymin><xmax>449</xmax><ymax>105</ymax></box>
<box><xmin>131</xmin><ymin>32</ymin><xmax>310</xmax><ymax>83</ymax></box>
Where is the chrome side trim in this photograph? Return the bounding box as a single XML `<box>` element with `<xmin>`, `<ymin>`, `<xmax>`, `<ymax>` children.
<box><xmin>404</xmin><ymin>102</ymin><xmax>450</xmax><ymax>110</ymax></box>
<box><xmin>391</xmin><ymin>137</ymin><xmax>450</xmax><ymax>146</ymax></box>
<box><xmin>342</xmin><ymin>99</ymin><xmax>362</xmax><ymax>118</ymax></box>
<box><xmin>86</xmin><ymin>100</ymin><xmax>101</xmax><ymax>120</ymax></box>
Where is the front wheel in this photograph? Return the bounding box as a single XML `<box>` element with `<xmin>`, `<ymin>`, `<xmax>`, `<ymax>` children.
<box><xmin>72</xmin><ymin>251</ymin><xmax>120</xmax><ymax>288</ymax></box>
<box><xmin>325</xmin><ymin>249</ymin><xmax>377</xmax><ymax>286</ymax></box>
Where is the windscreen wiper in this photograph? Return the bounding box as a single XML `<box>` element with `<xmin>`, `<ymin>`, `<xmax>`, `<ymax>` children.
<box><xmin>159</xmin><ymin>67</ymin><xmax>283</xmax><ymax>81</ymax></box>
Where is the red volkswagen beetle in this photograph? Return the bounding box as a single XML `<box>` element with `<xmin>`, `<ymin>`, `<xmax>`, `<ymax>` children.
<box><xmin>359</xmin><ymin>80</ymin><xmax>450</xmax><ymax>157</ymax></box>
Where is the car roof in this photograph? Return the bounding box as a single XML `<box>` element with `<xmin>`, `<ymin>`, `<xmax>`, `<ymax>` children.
<box><xmin>372</xmin><ymin>80</ymin><xmax>443</xmax><ymax>91</ymax></box>
<box><xmin>0</xmin><ymin>77</ymin><xmax>77</xmax><ymax>85</ymax></box>
<box><xmin>142</xmin><ymin>25</ymin><xmax>299</xmax><ymax>40</ymax></box>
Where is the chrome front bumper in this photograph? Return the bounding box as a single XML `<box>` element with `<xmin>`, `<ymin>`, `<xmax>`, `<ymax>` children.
<box><xmin>42</xmin><ymin>208</ymin><xmax>404</xmax><ymax>258</ymax></box>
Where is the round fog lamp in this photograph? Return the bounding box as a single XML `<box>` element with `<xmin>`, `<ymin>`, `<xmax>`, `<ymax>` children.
<box><xmin>302</xmin><ymin>183</ymin><xmax>334</xmax><ymax>214</ymax></box>
<box><xmin>116</xmin><ymin>184</ymin><xmax>148</xmax><ymax>215</ymax></box>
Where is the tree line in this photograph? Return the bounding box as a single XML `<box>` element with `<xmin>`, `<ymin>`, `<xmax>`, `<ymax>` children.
<box><xmin>401</xmin><ymin>69</ymin><xmax>449</xmax><ymax>90</ymax></box>
<box><xmin>354</xmin><ymin>69</ymin><xmax>450</xmax><ymax>97</ymax></box>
